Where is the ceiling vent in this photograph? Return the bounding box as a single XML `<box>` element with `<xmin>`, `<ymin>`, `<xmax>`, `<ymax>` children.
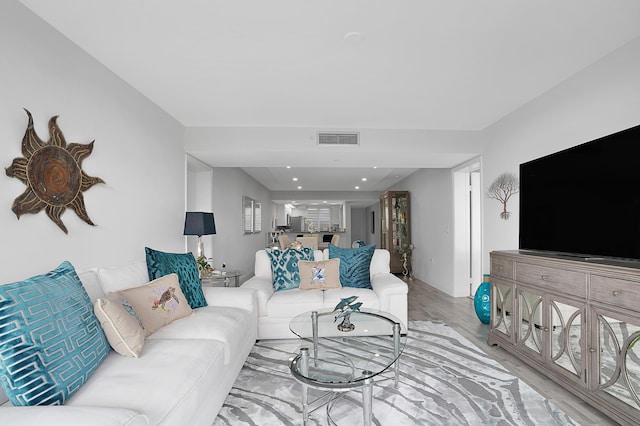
<box><xmin>317</xmin><ymin>132</ymin><xmax>359</xmax><ymax>146</ymax></box>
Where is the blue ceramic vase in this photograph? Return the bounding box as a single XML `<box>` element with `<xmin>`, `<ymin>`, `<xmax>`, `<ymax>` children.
<box><xmin>474</xmin><ymin>274</ymin><xmax>491</xmax><ymax>324</ymax></box>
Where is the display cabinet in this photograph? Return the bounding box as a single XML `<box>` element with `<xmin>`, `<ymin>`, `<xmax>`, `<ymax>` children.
<box><xmin>489</xmin><ymin>250</ymin><xmax>640</xmax><ymax>425</ymax></box>
<box><xmin>379</xmin><ymin>191</ymin><xmax>410</xmax><ymax>274</ymax></box>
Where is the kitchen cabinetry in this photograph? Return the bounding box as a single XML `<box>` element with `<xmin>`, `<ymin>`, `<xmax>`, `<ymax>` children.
<box><xmin>379</xmin><ymin>191</ymin><xmax>410</xmax><ymax>274</ymax></box>
<box><xmin>489</xmin><ymin>250</ymin><xmax>640</xmax><ymax>425</ymax></box>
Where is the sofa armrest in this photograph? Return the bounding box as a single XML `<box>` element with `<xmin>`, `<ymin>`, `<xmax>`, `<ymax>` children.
<box><xmin>239</xmin><ymin>277</ymin><xmax>273</xmax><ymax>317</ymax></box>
<box><xmin>370</xmin><ymin>273</ymin><xmax>408</xmax><ymax>328</ymax></box>
<box><xmin>0</xmin><ymin>406</ymin><xmax>149</xmax><ymax>425</ymax></box>
<box><xmin>201</xmin><ymin>287</ymin><xmax>256</xmax><ymax>312</ymax></box>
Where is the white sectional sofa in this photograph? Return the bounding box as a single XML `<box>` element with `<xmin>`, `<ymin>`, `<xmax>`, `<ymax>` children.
<box><xmin>241</xmin><ymin>248</ymin><xmax>408</xmax><ymax>339</ymax></box>
<box><xmin>0</xmin><ymin>260</ymin><xmax>257</xmax><ymax>426</ymax></box>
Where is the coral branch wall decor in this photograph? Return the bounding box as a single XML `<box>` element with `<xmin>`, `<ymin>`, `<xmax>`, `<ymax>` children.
<box><xmin>5</xmin><ymin>109</ymin><xmax>105</xmax><ymax>233</ymax></box>
<box><xmin>487</xmin><ymin>172</ymin><xmax>519</xmax><ymax>220</ymax></box>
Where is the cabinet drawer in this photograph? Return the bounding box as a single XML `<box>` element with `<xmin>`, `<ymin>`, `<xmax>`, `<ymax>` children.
<box><xmin>590</xmin><ymin>274</ymin><xmax>640</xmax><ymax>311</ymax></box>
<box><xmin>515</xmin><ymin>263</ymin><xmax>586</xmax><ymax>298</ymax></box>
<box><xmin>491</xmin><ymin>256</ymin><xmax>514</xmax><ymax>279</ymax></box>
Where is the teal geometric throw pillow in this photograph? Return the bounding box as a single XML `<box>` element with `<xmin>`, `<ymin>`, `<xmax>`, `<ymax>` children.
<box><xmin>328</xmin><ymin>244</ymin><xmax>375</xmax><ymax>289</ymax></box>
<box><xmin>0</xmin><ymin>261</ymin><xmax>109</xmax><ymax>406</ymax></box>
<box><xmin>266</xmin><ymin>247</ymin><xmax>315</xmax><ymax>291</ymax></box>
<box><xmin>145</xmin><ymin>247</ymin><xmax>208</xmax><ymax>309</ymax></box>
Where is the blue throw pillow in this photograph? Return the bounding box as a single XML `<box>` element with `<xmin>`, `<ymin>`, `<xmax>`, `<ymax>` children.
<box><xmin>145</xmin><ymin>247</ymin><xmax>207</xmax><ymax>309</ymax></box>
<box><xmin>329</xmin><ymin>244</ymin><xmax>375</xmax><ymax>289</ymax></box>
<box><xmin>266</xmin><ymin>247</ymin><xmax>315</xmax><ymax>291</ymax></box>
<box><xmin>0</xmin><ymin>261</ymin><xmax>109</xmax><ymax>406</ymax></box>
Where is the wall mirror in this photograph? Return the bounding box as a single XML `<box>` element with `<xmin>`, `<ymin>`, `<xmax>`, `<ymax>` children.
<box><xmin>243</xmin><ymin>195</ymin><xmax>262</xmax><ymax>234</ymax></box>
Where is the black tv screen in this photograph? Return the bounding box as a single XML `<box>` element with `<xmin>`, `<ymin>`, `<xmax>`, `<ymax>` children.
<box><xmin>519</xmin><ymin>123</ymin><xmax>640</xmax><ymax>261</ymax></box>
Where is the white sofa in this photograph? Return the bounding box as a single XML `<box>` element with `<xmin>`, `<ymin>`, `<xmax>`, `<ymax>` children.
<box><xmin>0</xmin><ymin>260</ymin><xmax>257</xmax><ymax>426</ymax></box>
<box><xmin>241</xmin><ymin>248</ymin><xmax>408</xmax><ymax>339</ymax></box>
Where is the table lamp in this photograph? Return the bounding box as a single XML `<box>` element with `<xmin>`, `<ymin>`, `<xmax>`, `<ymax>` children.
<box><xmin>183</xmin><ymin>212</ymin><xmax>216</xmax><ymax>259</ymax></box>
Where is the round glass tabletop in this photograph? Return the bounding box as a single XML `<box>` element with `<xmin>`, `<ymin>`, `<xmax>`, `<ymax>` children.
<box><xmin>289</xmin><ymin>308</ymin><xmax>407</xmax><ymax>388</ymax></box>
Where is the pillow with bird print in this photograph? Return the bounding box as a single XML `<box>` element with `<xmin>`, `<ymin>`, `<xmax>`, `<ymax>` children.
<box><xmin>298</xmin><ymin>258</ymin><xmax>342</xmax><ymax>290</ymax></box>
<box><xmin>117</xmin><ymin>273</ymin><xmax>192</xmax><ymax>336</ymax></box>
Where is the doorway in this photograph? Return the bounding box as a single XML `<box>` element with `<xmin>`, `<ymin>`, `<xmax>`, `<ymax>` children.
<box><xmin>452</xmin><ymin>160</ymin><xmax>482</xmax><ymax>298</ymax></box>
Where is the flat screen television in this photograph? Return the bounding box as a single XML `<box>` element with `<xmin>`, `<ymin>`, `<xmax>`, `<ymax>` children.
<box><xmin>519</xmin><ymin>123</ymin><xmax>640</xmax><ymax>261</ymax></box>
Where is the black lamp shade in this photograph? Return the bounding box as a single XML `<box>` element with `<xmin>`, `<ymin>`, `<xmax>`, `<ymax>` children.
<box><xmin>183</xmin><ymin>212</ymin><xmax>216</xmax><ymax>236</ymax></box>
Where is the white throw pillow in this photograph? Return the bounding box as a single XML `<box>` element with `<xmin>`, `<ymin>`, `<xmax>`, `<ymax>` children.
<box><xmin>94</xmin><ymin>293</ymin><xmax>145</xmax><ymax>357</ymax></box>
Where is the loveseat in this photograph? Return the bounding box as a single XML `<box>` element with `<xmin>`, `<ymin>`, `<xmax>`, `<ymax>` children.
<box><xmin>0</xmin><ymin>258</ymin><xmax>257</xmax><ymax>425</ymax></box>
<box><xmin>241</xmin><ymin>247</ymin><xmax>408</xmax><ymax>339</ymax></box>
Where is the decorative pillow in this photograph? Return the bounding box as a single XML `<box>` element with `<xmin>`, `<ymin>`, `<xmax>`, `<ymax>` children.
<box><xmin>328</xmin><ymin>244</ymin><xmax>375</xmax><ymax>289</ymax></box>
<box><xmin>118</xmin><ymin>273</ymin><xmax>192</xmax><ymax>336</ymax></box>
<box><xmin>266</xmin><ymin>247</ymin><xmax>315</xmax><ymax>291</ymax></box>
<box><xmin>0</xmin><ymin>261</ymin><xmax>109</xmax><ymax>406</ymax></box>
<box><xmin>298</xmin><ymin>259</ymin><xmax>342</xmax><ymax>290</ymax></box>
<box><xmin>94</xmin><ymin>293</ymin><xmax>145</xmax><ymax>358</ymax></box>
<box><xmin>145</xmin><ymin>247</ymin><xmax>207</xmax><ymax>308</ymax></box>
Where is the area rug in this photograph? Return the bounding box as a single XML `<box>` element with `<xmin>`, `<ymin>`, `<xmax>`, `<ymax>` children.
<box><xmin>213</xmin><ymin>320</ymin><xmax>579</xmax><ymax>425</ymax></box>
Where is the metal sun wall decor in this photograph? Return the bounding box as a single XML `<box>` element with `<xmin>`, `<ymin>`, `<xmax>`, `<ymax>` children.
<box><xmin>5</xmin><ymin>109</ymin><xmax>105</xmax><ymax>234</ymax></box>
<box><xmin>487</xmin><ymin>172</ymin><xmax>519</xmax><ymax>220</ymax></box>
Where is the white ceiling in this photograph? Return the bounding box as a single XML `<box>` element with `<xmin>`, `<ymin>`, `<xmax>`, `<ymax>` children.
<box><xmin>18</xmin><ymin>0</ymin><xmax>640</xmax><ymax>197</ymax></box>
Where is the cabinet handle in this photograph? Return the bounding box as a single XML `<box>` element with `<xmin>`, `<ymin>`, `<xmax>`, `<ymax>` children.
<box><xmin>589</xmin><ymin>348</ymin><xmax>596</xmax><ymax>353</ymax></box>
<box><xmin>541</xmin><ymin>275</ymin><xmax>549</xmax><ymax>281</ymax></box>
<box><xmin>612</xmin><ymin>290</ymin><xmax>621</xmax><ymax>296</ymax></box>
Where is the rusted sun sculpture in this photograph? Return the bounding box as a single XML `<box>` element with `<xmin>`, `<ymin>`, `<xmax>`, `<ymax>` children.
<box><xmin>5</xmin><ymin>109</ymin><xmax>105</xmax><ymax>234</ymax></box>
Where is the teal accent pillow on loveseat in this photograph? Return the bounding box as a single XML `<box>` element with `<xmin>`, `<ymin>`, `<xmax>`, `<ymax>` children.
<box><xmin>266</xmin><ymin>247</ymin><xmax>315</xmax><ymax>291</ymax></box>
<box><xmin>328</xmin><ymin>244</ymin><xmax>375</xmax><ymax>289</ymax></box>
<box><xmin>0</xmin><ymin>261</ymin><xmax>109</xmax><ymax>406</ymax></box>
<box><xmin>145</xmin><ymin>247</ymin><xmax>208</xmax><ymax>309</ymax></box>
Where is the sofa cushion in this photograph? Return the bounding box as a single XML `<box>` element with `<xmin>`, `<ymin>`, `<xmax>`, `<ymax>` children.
<box><xmin>0</xmin><ymin>261</ymin><xmax>109</xmax><ymax>406</ymax></box>
<box><xmin>266</xmin><ymin>247</ymin><xmax>314</xmax><ymax>291</ymax></box>
<box><xmin>147</xmin><ymin>306</ymin><xmax>252</xmax><ymax>364</ymax></box>
<box><xmin>328</xmin><ymin>244</ymin><xmax>375</xmax><ymax>289</ymax></box>
<box><xmin>323</xmin><ymin>287</ymin><xmax>381</xmax><ymax>311</ymax></box>
<box><xmin>145</xmin><ymin>247</ymin><xmax>207</xmax><ymax>308</ymax></box>
<box><xmin>96</xmin><ymin>260</ymin><xmax>149</xmax><ymax>294</ymax></box>
<box><xmin>94</xmin><ymin>293</ymin><xmax>145</xmax><ymax>358</ymax></box>
<box><xmin>267</xmin><ymin>288</ymin><xmax>324</xmax><ymax>317</ymax></box>
<box><xmin>118</xmin><ymin>274</ymin><xmax>193</xmax><ymax>336</ymax></box>
<box><xmin>66</xmin><ymin>339</ymin><xmax>225</xmax><ymax>426</ymax></box>
<box><xmin>298</xmin><ymin>259</ymin><xmax>342</xmax><ymax>290</ymax></box>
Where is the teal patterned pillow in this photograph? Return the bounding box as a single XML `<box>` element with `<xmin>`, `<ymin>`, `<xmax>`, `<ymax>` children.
<box><xmin>0</xmin><ymin>261</ymin><xmax>109</xmax><ymax>406</ymax></box>
<box><xmin>145</xmin><ymin>247</ymin><xmax>207</xmax><ymax>309</ymax></box>
<box><xmin>266</xmin><ymin>247</ymin><xmax>315</xmax><ymax>291</ymax></box>
<box><xmin>329</xmin><ymin>244</ymin><xmax>375</xmax><ymax>289</ymax></box>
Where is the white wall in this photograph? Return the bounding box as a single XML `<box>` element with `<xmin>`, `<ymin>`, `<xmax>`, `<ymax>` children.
<box><xmin>388</xmin><ymin>169</ymin><xmax>454</xmax><ymax>294</ymax></box>
<box><xmin>210</xmin><ymin>168</ymin><xmax>272</xmax><ymax>281</ymax></box>
<box><xmin>482</xmin><ymin>35</ymin><xmax>640</xmax><ymax>271</ymax></box>
<box><xmin>0</xmin><ymin>2</ymin><xmax>186</xmax><ymax>283</ymax></box>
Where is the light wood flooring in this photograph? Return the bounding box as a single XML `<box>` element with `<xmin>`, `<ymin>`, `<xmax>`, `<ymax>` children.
<box><xmin>404</xmin><ymin>276</ymin><xmax>619</xmax><ymax>426</ymax></box>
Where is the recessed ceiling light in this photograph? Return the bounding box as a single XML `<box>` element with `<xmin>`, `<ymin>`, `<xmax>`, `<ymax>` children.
<box><xmin>292</xmin><ymin>177</ymin><xmax>298</xmax><ymax>181</ymax></box>
<box><xmin>362</xmin><ymin>178</ymin><xmax>367</xmax><ymax>182</ymax></box>
<box><xmin>297</xmin><ymin>186</ymin><xmax>302</xmax><ymax>190</ymax></box>
<box><xmin>373</xmin><ymin>166</ymin><xmax>377</xmax><ymax>169</ymax></box>
<box><xmin>355</xmin><ymin>186</ymin><xmax>360</xmax><ymax>190</ymax></box>
<box><xmin>344</xmin><ymin>31</ymin><xmax>364</xmax><ymax>44</ymax></box>
<box><xmin>286</xmin><ymin>166</ymin><xmax>291</xmax><ymax>169</ymax></box>
<box><xmin>323</xmin><ymin>201</ymin><xmax>327</xmax><ymax>203</ymax></box>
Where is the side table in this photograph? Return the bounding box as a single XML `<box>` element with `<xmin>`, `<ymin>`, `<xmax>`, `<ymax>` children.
<box><xmin>201</xmin><ymin>270</ymin><xmax>244</xmax><ymax>287</ymax></box>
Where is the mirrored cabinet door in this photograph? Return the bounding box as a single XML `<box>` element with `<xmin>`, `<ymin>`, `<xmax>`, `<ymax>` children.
<box><xmin>549</xmin><ymin>298</ymin><xmax>584</xmax><ymax>380</ymax></box>
<box><xmin>491</xmin><ymin>279</ymin><xmax>514</xmax><ymax>341</ymax></box>
<box><xmin>595</xmin><ymin>310</ymin><xmax>640</xmax><ymax>415</ymax></box>
<box><xmin>517</xmin><ymin>288</ymin><xmax>544</xmax><ymax>358</ymax></box>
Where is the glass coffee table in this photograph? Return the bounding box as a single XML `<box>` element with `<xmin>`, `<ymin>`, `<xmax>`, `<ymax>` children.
<box><xmin>289</xmin><ymin>308</ymin><xmax>407</xmax><ymax>425</ymax></box>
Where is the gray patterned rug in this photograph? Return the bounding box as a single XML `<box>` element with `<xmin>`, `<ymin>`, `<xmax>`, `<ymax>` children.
<box><xmin>213</xmin><ymin>321</ymin><xmax>578</xmax><ymax>425</ymax></box>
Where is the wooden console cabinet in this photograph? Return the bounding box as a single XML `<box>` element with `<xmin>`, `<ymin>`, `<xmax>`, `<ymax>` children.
<box><xmin>489</xmin><ymin>250</ymin><xmax>640</xmax><ymax>425</ymax></box>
